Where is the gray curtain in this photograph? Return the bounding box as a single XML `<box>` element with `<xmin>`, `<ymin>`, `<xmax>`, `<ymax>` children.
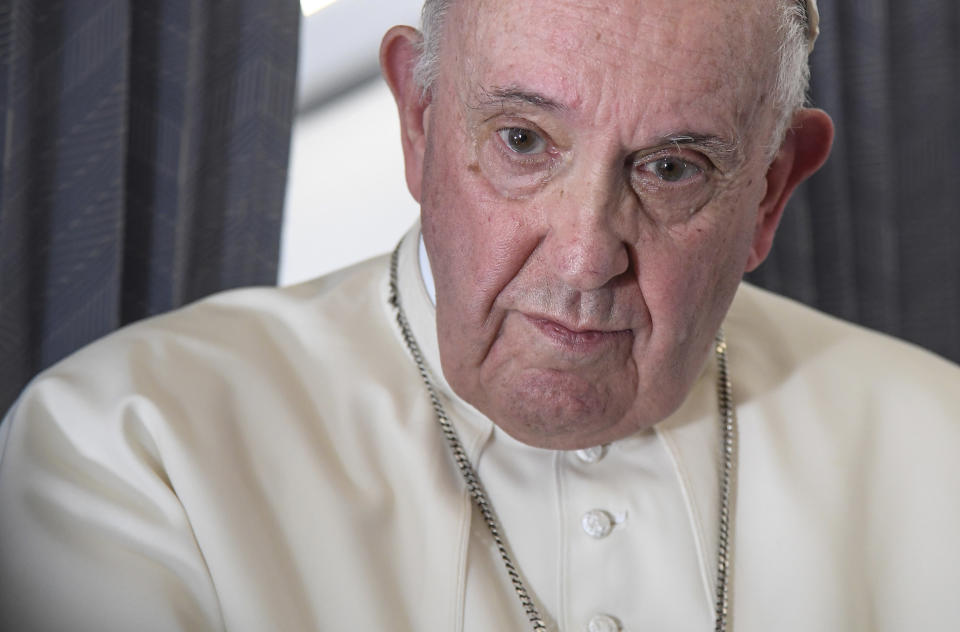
<box><xmin>0</xmin><ymin>0</ymin><xmax>300</xmax><ymax>414</ymax></box>
<box><xmin>748</xmin><ymin>0</ymin><xmax>960</xmax><ymax>364</ymax></box>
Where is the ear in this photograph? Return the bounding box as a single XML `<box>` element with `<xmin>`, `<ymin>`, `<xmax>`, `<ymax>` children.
<box><xmin>381</xmin><ymin>25</ymin><xmax>431</xmax><ymax>203</ymax></box>
<box><xmin>744</xmin><ymin>108</ymin><xmax>834</xmax><ymax>271</ymax></box>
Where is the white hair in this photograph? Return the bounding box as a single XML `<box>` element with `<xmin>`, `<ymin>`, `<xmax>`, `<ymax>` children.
<box><xmin>771</xmin><ymin>0</ymin><xmax>813</xmax><ymax>144</ymax></box>
<box><xmin>412</xmin><ymin>0</ymin><xmax>812</xmax><ymax>148</ymax></box>
<box><xmin>411</xmin><ymin>0</ymin><xmax>451</xmax><ymax>94</ymax></box>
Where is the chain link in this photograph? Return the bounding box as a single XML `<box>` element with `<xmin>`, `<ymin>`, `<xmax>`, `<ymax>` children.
<box><xmin>713</xmin><ymin>335</ymin><xmax>736</xmax><ymax>632</ymax></box>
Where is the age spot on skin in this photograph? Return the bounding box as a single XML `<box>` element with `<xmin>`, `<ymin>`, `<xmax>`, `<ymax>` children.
<box><xmin>468</xmin><ymin>162</ymin><xmax>481</xmax><ymax>173</ymax></box>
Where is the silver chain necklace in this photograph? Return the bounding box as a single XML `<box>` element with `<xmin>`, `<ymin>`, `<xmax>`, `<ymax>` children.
<box><xmin>388</xmin><ymin>243</ymin><xmax>737</xmax><ymax>631</ymax></box>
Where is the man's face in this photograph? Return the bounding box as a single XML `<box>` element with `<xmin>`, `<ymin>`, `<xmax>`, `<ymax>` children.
<box><xmin>417</xmin><ymin>0</ymin><xmax>784</xmax><ymax>449</ymax></box>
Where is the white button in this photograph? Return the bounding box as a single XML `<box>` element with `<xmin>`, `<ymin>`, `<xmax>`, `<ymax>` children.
<box><xmin>581</xmin><ymin>509</ymin><xmax>614</xmax><ymax>538</ymax></box>
<box><xmin>587</xmin><ymin>613</ymin><xmax>622</xmax><ymax>632</ymax></box>
<box><xmin>575</xmin><ymin>445</ymin><xmax>606</xmax><ymax>463</ymax></box>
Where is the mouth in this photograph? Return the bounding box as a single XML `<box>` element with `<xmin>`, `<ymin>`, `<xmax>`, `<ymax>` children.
<box><xmin>527</xmin><ymin>315</ymin><xmax>632</xmax><ymax>350</ymax></box>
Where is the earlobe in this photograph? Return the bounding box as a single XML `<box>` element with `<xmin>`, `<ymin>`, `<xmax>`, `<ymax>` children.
<box><xmin>744</xmin><ymin>108</ymin><xmax>834</xmax><ymax>271</ymax></box>
<box><xmin>380</xmin><ymin>26</ymin><xmax>431</xmax><ymax>203</ymax></box>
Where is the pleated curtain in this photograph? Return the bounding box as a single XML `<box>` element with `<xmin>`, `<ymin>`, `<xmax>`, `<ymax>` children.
<box><xmin>0</xmin><ymin>0</ymin><xmax>300</xmax><ymax>414</ymax></box>
<box><xmin>748</xmin><ymin>0</ymin><xmax>960</xmax><ymax>364</ymax></box>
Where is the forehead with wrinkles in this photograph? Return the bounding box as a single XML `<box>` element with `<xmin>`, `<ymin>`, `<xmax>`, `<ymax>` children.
<box><xmin>438</xmin><ymin>0</ymin><xmax>782</xmax><ymax>146</ymax></box>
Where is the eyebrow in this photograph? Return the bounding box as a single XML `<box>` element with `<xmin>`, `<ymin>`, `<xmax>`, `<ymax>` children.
<box><xmin>474</xmin><ymin>86</ymin><xmax>568</xmax><ymax>112</ymax></box>
<box><xmin>660</xmin><ymin>132</ymin><xmax>744</xmax><ymax>168</ymax></box>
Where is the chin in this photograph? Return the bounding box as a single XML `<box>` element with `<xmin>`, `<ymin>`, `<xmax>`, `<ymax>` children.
<box><xmin>478</xmin><ymin>376</ymin><xmax>637</xmax><ymax>450</ymax></box>
<box><xmin>479</xmin><ymin>366</ymin><xmax>697</xmax><ymax>449</ymax></box>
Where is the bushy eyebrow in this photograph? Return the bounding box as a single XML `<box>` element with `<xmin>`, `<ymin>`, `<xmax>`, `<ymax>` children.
<box><xmin>473</xmin><ymin>86</ymin><xmax>568</xmax><ymax>112</ymax></box>
<box><xmin>659</xmin><ymin>133</ymin><xmax>744</xmax><ymax>169</ymax></box>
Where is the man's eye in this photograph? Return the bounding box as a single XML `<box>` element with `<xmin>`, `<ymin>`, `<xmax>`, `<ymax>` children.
<box><xmin>644</xmin><ymin>157</ymin><xmax>702</xmax><ymax>182</ymax></box>
<box><xmin>497</xmin><ymin>127</ymin><xmax>547</xmax><ymax>155</ymax></box>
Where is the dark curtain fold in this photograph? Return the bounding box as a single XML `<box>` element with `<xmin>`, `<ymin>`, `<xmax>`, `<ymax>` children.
<box><xmin>0</xmin><ymin>0</ymin><xmax>300</xmax><ymax>413</ymax></box>
<box><xmin>748</xmin><ymin>0</ymin><xmax>960</xmax><ymax>364</ymax></box>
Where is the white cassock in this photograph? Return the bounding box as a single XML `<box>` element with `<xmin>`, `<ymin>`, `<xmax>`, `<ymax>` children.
<box><xmin>1</xmin><ymin>223</ymin><xmax>959</xmax><ymax>631</ymax></box>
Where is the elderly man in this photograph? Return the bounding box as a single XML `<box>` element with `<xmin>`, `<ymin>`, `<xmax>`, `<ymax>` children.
<box><xmin>2</xmin><ymin>0</ymin><xmax>958</xmax><ymax>630</ymax></box>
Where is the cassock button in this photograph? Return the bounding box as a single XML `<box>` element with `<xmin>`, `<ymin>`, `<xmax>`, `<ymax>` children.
<box><xmin>587</xmin><ymin>613</ymin><xmax>622</xmax><ymax>632</ymax></box>
<box><xmin>575</xmin><ymin>445</ymin><xmax>606</xmax><ymax>464</ymax></box>
<box><xmin>581</xmin><ymin>509</ymin><xmax>614</xmax><ymax>539</ymax></box>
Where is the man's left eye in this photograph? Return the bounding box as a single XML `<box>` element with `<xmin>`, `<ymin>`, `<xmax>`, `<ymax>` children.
<box><xmin>644</xmin><ymin>157</ymin><xmax>702</xmax><ymax>182</ymax></box>
<box><xmin>498</xmin><ymin>127</ymin><xmax>547</xmax><ymax>155</ymax></box>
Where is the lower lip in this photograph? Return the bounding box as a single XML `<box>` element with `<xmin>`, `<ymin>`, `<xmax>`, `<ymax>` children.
<box><xmin>529</xmin><ymin>317</ymin><xmax>629</xmax><ymax>349</ymax></box>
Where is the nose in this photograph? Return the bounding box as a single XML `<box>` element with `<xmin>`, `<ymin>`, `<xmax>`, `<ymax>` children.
<box><xmin>547</xmin><ymin>182</ymin><xmax>630</xmax><ymax>292</ymax></box>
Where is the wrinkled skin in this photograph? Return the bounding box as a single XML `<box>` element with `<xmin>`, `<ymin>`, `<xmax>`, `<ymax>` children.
<box><xmin>382</xmin><ymin>0</ymin><xmax>833</xmax><ymax>449</ymax></box>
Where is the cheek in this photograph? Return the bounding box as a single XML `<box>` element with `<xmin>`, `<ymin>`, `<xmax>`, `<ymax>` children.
<box><xmin>422</xmin><ymin>156</ymin><xmax>545</xmax><ymax>321</ymax></box>
<box><xmin>421</xmin><ymin>146</ymin><xmax>485</xmax><ymax>287</ymax></box>
<box><xmin>639</xmin><ymin>201</ymin><xmax>757</xmax><ymax>338</ymax></box>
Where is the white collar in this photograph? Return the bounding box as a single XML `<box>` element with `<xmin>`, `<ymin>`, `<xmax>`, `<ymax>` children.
<box><xmin>417</xmin><ymin>232</ymin><xmax>436</xmax><ymax>306</ymax></box>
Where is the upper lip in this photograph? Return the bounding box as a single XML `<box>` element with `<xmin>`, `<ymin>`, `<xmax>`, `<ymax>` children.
<box><xmin>526</xmin><ymin>314</ymin><xmax>631</xmax><ymax>335</ymax></box>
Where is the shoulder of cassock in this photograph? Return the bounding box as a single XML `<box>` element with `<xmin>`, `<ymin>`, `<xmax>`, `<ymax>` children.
<box><xmin>718</xmin><ymin>282</ymin><xmax>960</xmax><ymax>629</ymax></box>
<box><xmin>1</xmin><ymin>252</ymin><xmax>959</xmax><ymax>630</ymax></box>
<box><xmin>0</xmin><ymin>254</ymin><xmax>465</xmax><ymax>631</ymax></box>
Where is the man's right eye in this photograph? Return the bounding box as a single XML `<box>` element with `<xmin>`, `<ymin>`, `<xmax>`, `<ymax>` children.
<box><xmin>497</xmin><ymin>127</ymin><xmax>547</xmax><ymax>155</ymax></box>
